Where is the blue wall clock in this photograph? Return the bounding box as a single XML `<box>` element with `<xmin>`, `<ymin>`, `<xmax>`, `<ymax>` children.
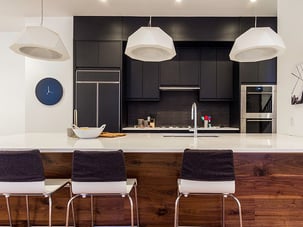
<box><xmin>35</xmin><ymin>77</ymin><xmax>63</xmax><ymax>105</ymax></box>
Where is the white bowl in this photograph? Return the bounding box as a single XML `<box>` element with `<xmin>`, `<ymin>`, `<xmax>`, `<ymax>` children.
<box><xmin>72</xmin><ymin>124</ymin><xmax>106</xmax><ymax>139</ymax></box>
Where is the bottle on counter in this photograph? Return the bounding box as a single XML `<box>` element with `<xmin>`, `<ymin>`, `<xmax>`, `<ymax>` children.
<box><xmin>204</xmin><ymin>116</ymin><xmax>209</xmax><ymax>128</ymax></box>
<box><xmin>150</xmin><ymin>118</ymin><xmax>155</xmax><ymax>128</ymax></box>
<box><xmin>208</xmin><ymin>115</ymin><xmax>212</xmax><ymax>128</ymax></box>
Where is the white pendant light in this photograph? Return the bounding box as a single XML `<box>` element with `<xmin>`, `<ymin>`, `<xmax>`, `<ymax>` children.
<box><xmin>125</xmin><ymin>17</ymin><xmax>176</xmax><ymax>62</ymax></box>
<box><xmin>229</xmin><ymin>26</ymin><xmax>286</xmax><ymax>62</ymax></box>
<box><xmin>10</xmin><ymin>0</ymin><xmax>69</xmax><ymax>61</ymax></box>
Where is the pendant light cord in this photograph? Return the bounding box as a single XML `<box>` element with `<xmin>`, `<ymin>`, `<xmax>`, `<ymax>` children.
<box><xmin>40</xmin><ymin>0</ymin><xmax>44</xmax><ymax>26</ymax></box>
<box><xmin>148</xmin><ymin>16</ymin><xmax>152</xmax><ymax>27</ymax></box>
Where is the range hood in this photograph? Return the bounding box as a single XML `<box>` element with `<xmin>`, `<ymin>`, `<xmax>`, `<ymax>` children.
<box><xmin>159</xmin><ymin>86</ymin><xmax>200</xmax><ymax>91</ymax></box>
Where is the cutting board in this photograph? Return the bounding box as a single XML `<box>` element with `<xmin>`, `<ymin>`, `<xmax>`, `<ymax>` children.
<box><xmin>100</xmin><ymin>132</ymin><xmax>126</xmax><ymax>138</ymax></box>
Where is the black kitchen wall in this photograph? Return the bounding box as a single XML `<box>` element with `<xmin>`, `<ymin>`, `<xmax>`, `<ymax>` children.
<box><xmin>127</xmin><ymin>91</ymin><xmax>230</xmax><ymax>127</ymax></box>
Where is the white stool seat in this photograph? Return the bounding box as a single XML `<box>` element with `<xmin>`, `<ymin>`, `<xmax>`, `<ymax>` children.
<box><xmin>178</xmin><ymin>179</ymin><xmax>235</xmax><ymax>194</ymax></box>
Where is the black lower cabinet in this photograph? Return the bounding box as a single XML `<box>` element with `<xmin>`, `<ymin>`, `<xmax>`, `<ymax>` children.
<box><xmin>75</xmin><ymin>70</ymin><xmax>120</xmax><ymax>132</ymax></box>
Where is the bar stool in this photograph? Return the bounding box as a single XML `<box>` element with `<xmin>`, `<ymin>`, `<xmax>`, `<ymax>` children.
<box><xmin>174</xmin><ymin>149</ymin><xmax>242</xmax><ymax>227</ymax></box>
<box><xmin>0</xmin><ymin>149</ymin><xmax>74</xmax><ymax>227</ymax></box>
<box><xmin>65</xmin><ymin>150</ymin><xmax>139</xmax><ymax>227</ymax></box>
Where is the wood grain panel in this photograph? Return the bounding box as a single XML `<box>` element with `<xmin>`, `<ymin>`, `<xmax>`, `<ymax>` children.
<box><xmin>1</xmin><ymin>152</ymin><xmax>303</xmax><ymax>226</ymax></box>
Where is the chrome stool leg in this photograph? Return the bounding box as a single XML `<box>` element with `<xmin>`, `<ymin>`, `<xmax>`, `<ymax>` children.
<box><xmin>5</xmin><ymin>195</ymin><xmax>13</xmax><ymax>227</ymax></box>
<box><xmin>90</xmin><ymin>195</ymin><xmax>94</xmax><ymax>227</ymax></box>
<box><xmin>134</xmin><ymin>183</ymin><xmax>140</xmax><ymax>227</ymax></box>
<box><xmin>228</xmin><ymin>194</ymin><xmax>243</xmax><ymax>227</ymax></box>
<box><xmin>222</xmin><ymin>194</ymin><xmax>227</xmax><ymax>227</ymax></box>
<box><xmin>174</xmin><ymin>193</ymin><xmax>183</xmax><ymax>227</ymax></box>
<box><xmin>25</xmin><ymin>195</ymin><xmax>30</xmax><ymax>227</ymax></box>
<box><xmin>68</xmin><ymin>184</ymin><xmax>76</xmax><ymax>227</ymax></box>
<box><xmin>126</xmin><ymin>194</ymin><xmax>134</xmax><ymax>227</ymax></box>
<box><xmin>48</xmin><ymin>195</ymin><xmax>52</xmax><ymax>227</ymax></box>
<box><xmin>66</xmin><ymin>194</ymin><xmax>82</xmax><ymax>227</ymax></box>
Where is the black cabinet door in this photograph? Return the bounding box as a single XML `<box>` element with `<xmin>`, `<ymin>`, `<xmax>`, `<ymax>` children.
<box><xmin>142</xmin><ymin>62</ymin><xmax>160</xmax><ymax>99</ymax></box>
<box><xmin>153</xmin><ymin>17</ymin><xmax>239</xmax><ymax>41</ymax></box>
<box><xmin>74</xmin><ymin>16</ymin><xmax>122</xmax><ymax>41</ymax></box>
<box><xmin>179</xmin><ymin>47</ymin><xmax>200</xmax><ymax>86</ymax></box>
<box><xmin>200</xmin><ymin>47</ymin><xmax>233</xmax><ymax>100</ymax></box>
<box><xmin>75</xmin><ymin>41</ymin><xmax>99</xmax><ymax>67</ymax></box>
<box><xmin>217</xmin><ymin>47</ymin><xmax>233</xmax><ymax>99</ymax></box>
<box><xmin>239</xmin><ymin>62</ymin><xmax>259</xmax><ymax>83</ymax></box>
<box><xmin>126</xmin><ymin>59</ymin><xmax>159</xmax><ymax>101</ymax></box>
<box><xmin>98</xmin><ymin>83</ymin><xmax>120</xmax><ymax>132</ymax></box>
<box><xmin>200</xmin><ymin>47</ymin><xmax>217</xmax><ymax>99</ymax></box>
<box><xmin>159</xmin><ymin>47</ymin><xmax>200</xmax><ymax>86</ymax></box>
<box><xmin>75</xmin><ymin>41</ymin><xmax>122</xmax><ymax>68</ymax></box>
<box><xmin>240</xmin><ymin>59</ymin><xmax>277</xmax><ymax>84</ymax></box>
<box><xmin>159</xmin><ymin>55</ymin><xmax>179</xmax><ymax>86</ymax></box>
<box><xmin>76</xmin><ymin>83</ymin><xmax>97</xmax><ymax>127</ymax></box>
<box><xmin>122</xmin><ymin>17</ymin><xmax>150</xmax><ymax>40</ymax></box>
<box><xmin>258</xmin><ymin>59</ymin><xmax>277</xmax><ymax>83</ymax></box>
<box><xmin>126</xmin><ymin>60</ymin><xmax>143</xmax><ymax>99</ymax></box>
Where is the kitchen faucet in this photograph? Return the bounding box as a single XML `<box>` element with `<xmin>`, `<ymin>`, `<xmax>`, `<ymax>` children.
<box><xmin>190</xmin><ymin>102</ymin><xmax>198</xmax><ymax>137</ymax></box>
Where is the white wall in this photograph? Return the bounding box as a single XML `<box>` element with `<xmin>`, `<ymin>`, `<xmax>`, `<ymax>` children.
<box><xmin>277</xmin><ymin>0</ymin><xmax>303</xmax><ymax>136</ymax></box>
<box><xmin>24</xmin><ymin>17</ymin><xmax>73</xmax><ymax>133</ymax></box>
<box><xmin>0</xmin><ymin>32</ymin><xmax>25</xmax><ymax>135</ymax></box>
<box><xmin>0</xmin><ymin>17</ymin><xmax>73</xmax><ymax>135</ymax></box>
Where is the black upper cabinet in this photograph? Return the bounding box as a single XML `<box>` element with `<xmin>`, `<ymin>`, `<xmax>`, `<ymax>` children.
<box><xmin>200</xmin><ymin>47</ymin><xmax>217</xmax><ymax>99</ymax></box>
<box><xmin>239</xmin><ymin>17</ymin><xmax>277</xmax><ymax>34</ymax></box>
<box><xmin>122</xmin><ymin>17</ymin><xmax>150</xmax><ymax>40</ymax></box>
<box><xmin>74</xmin><ymin>16</ymin><xmax>122</xmax><ymax>41</ymax></box>
<box><xmin>76</xmin><ymin>16</ymin><xmax>240</xmax><ymax>42</ymax></box>
<box><xmin>200</xmin><ymin>47</ymin><xmax>233</xmax><ymax>101</ymax></box>
<box><xmin>179</xmin><ymin>48</ymin><xmax>201</xmax><ymax>85</ymax></box>
<box><xmin>240</xmin><ymin>59</ymin><xmax>277</xmax><ymax>84</ymax></box>
<box><xmin>159</xmin><ymin>55</ymin><xmax>179</xmax><ymax>86</ymax></box>
<box><xmin>126</xmin><ymin>59</ymin><xmax>159</xmax><ymax>101</ymax></box>
<box><xmin>153</xmin><ymin>17</ymin><xmax>240</xmax><ymax>41</ymax></box>
<box><xmin>239</xmin><ymin>17</ymin><xmax>277</xmax><ymax>84</ymax></box>
<box><xmin>216</xmin><ymin>48</ymin><xmax>233</xmax><ymax>99</ymax></box>
<box><xmin>75</xmin><ymin>41</ymin><xmax>122</xmax><ymax>68</ymax></box>
<box><xmin>160</xmin><ymin>47</ymin><xmax>200</xmax><ymax>86</ymax></box>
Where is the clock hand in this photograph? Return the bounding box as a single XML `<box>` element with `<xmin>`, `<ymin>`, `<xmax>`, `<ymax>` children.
<box><xmin>46</xmin><ymin>86</ymin><xmax>54</xmax><ymax>94</ymax></box>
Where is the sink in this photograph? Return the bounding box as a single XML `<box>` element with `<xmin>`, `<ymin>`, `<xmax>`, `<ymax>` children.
<box><xmin>163</xmin><ymin>134</ymin><xmax>219</xmax><ymax>138</ymax></box>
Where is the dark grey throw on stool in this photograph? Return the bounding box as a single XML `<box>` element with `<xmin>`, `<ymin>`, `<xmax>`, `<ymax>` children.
<box><xmin>181</xmin><ymin>149</ymin><xmax>235</xmax><ymax>181</ymax></box>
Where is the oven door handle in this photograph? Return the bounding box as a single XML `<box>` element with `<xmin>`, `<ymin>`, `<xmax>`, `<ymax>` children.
<box><xmin>247</xmin><ymin>119</ymin><xmax>272</xmax><ymax>122</ymax></box>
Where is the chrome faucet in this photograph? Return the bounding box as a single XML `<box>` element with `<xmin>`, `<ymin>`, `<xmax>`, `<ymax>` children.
<box><xmin>191</xmin><ymin>102</ymin><xmax>198</xmax><ymax>137</ymax></box>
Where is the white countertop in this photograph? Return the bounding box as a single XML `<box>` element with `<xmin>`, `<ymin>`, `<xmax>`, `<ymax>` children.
<box><xmin>0</xmin><ymin>133</ymin><xmax>303</xmax><ymax>153</ymax></box>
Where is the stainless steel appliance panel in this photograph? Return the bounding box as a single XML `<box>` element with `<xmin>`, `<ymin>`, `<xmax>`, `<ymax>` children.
<box><xmin>241</xmin><ymin>85</ymin><xmax>276</xmax><ymax>133</ymax></box>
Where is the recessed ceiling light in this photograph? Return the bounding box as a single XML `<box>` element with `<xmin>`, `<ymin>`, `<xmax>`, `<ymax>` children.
<box><xmin>99</xmin><ymin>0</ymin><xmax>107</xmax><ymax>2</ymax></box>
<box><xmin>176</xmin><ymin>0</ymin><xmax>182</xmax><ymax>3</ymax></box>
<box><xmin>250</xmin><ymin>0</ymin><xmax>257</xmax><ymax>2</ymax></box>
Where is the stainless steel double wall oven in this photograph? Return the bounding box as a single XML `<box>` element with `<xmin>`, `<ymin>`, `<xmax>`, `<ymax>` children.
<box><xmin>241</xmin><ymin>85</ymin><xmax>276</xmax><ymax>133</ymax></box>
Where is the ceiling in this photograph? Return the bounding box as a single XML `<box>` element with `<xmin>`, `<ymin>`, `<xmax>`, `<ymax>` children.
<box><xmin>0</xmin><ymin>0</ymin><xmax>277</xmax><ymax>31</ymax></box>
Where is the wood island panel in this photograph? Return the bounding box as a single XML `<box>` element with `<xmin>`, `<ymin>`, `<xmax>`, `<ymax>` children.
<box><xmin>1</xmin><ymin>152</ymin><xmax>303</xmax><ymax>226</ymax></box>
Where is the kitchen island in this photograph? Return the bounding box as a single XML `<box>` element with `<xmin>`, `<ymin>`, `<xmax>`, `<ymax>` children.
<box><xmin>0</xmin><ymin>133</ymin><xmax>303</xmax><ymax>226</ymax></box>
